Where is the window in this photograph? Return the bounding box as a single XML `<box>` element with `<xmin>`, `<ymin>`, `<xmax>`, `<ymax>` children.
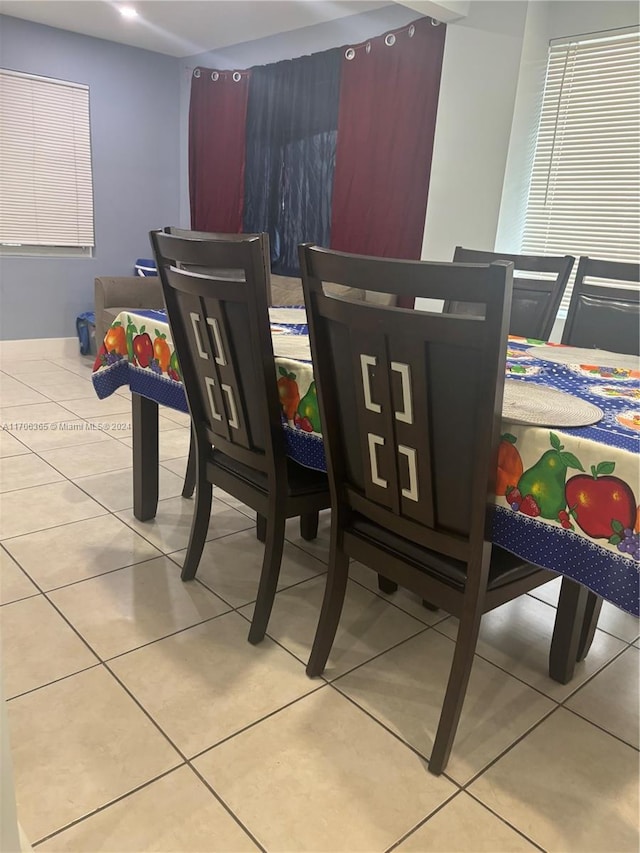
<box><xmin>521</xmin><ymin>28</ymin><xmax>640</xmax><ymax>314</ymax></box>
<box><xmin>0</xmin><ymin>69</ymin><xmax>94</xmax><ymax>255</ymax></box>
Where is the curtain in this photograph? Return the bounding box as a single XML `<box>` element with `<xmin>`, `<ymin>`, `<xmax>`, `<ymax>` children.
<box><xmin>330</xmin><ymin>18</ymin><xmax>446</xmax><ymax>267</ymax></box>
<box><xmin>243</xmin><ymin>49</ymin><xmax>342</xmax><ymax>275</ymax></box>
<box><xmin>189</xmin><ymin>69</ymin><xmax>249</xmax><ymax>233</ymax></box>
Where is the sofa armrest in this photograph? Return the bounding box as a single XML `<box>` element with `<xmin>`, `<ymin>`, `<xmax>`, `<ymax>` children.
<box><xmin>94</xmin><ymin>276</ymin><xmax>163</xmax><ymax>344</ymax></box>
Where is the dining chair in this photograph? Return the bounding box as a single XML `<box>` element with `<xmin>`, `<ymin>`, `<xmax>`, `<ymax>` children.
<box><xmin>164</xmin><ymin>228</ymin><xmax>272</xmax><ymax>500</ymax></box>
<box><xmin>299</xmin><ymin>244</ymin><xmax>556</xmax><ymax>775</ymax></box>
<box><xmin>150</xmin><ymin>230</ymin><xmax>330</xmax><ymax>644</ymax></box>
<box><xmin>445</xmin><ymin>247</ymin><xmax>575</xmax><ymax>341</ymax></box>
<box><xmin>561</xmin><ymin>256</ymin><xmax>640</xmax><ymax>356</ymax></box>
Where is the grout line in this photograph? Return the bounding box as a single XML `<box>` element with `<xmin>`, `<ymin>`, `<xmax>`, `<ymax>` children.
<box><xmin>463</xmin><ymin>790</ymin><xmax>548</xmax><ymax>852</ymax></box>
<box><xmin>384</xmin><ymin>790</ymin><xmax>462</xmax><ymax>853</ymax></box>
<box><xmin>7</xmin><ymin>662</ymin><xmax>103</xmax><ymax>702</ymax></box>
<box><xmin>30</xmin><ymin>764</ymin><xmax>186</xmax><ymax>847</ymax></box>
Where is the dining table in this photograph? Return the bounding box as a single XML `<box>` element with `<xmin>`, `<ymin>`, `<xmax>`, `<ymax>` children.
<box><xmin>92</xmin><ymin>306</ymin><xmax>639</xmax><ymax>683</ymax></box>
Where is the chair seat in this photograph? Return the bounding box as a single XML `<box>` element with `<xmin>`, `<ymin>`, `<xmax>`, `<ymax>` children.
<box><xmin>350</xmin><ymin>515</ymin><xmax>539</xmax><ymax>590</ymax></box>
<box><xmin>210</xmin><ymin>448</ymin><xmax>328</xmax><ymax>497</ymax></box>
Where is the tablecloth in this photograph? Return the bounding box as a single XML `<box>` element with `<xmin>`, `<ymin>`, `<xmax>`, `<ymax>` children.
<box><xmin>92</xmin><ymin>308</ymin><xmax>640</xmax><ymax>615</ymax></box>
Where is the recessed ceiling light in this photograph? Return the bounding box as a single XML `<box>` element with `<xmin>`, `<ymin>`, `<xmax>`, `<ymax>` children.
<box><xmin>118</xmin><ymin>6</ymin><xmax>139</xmax><ymax>20</ymax></box>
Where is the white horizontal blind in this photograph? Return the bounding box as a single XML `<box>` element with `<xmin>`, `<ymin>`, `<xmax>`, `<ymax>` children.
<box><xmin>0</xmin><ymin>69</ymin><xmax>94</xmax><ymax>248</ymax></box>
<box><xmin>521</xmin><ymin>28</ymin><xmax>640</xmax><ymax>314</ymax></box>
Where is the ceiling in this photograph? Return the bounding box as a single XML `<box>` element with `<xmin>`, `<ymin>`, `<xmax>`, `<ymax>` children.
<box><xmin>0</xmin><ymin>1</ymin><xmax>406</xmax><ymax>58</ymax></box>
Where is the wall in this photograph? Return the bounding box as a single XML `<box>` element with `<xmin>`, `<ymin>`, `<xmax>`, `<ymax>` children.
<box><xmin>0</xmin><ymin>16</ymin><xmax>181</xmax><ymax>340</ymax></box>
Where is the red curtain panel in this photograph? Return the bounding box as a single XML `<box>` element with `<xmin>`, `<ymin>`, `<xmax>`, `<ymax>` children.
<box><xmin>189</xmin><ymin>69</ymin><xmax>249</xmax><ymax>232</ymax></box>
<box><xmin>330</xmin><ymin>17</ymin><xmax>446</xmax><ymax>270</ymax></box>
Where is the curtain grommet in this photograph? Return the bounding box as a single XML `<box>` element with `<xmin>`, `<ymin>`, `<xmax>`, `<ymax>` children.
<box><xmin>193</xmin><ymin>68</ymin><xmax>201</xmax><ymax>78</ymax></box>
<box><xmin>232</xmin><ymin>72</ymin><xmax>242</xmax><ymax>82</ymax></box>
<box><xmin>385</xmin><ymin>33</ymin><xmax>396</xmax><ymax>47</ymax></box>
<box><xmin>365</xmin><ymin>42</ymin><xmax>371</xmax><ymax>54</ymax></box>
<box><xmin>431</xmin><ymin>18</ymin><xmax>441</xmax><ymax>26</ymax></box>
<box><xmin>345</xmin><ymin>47</ymin><xmax>356</xmax><ymax>61</ymax></box>
<box><xmin>408</xmin><ymin>24</ymin><xmax>415</xmax><ymax>38</ymax></box>
<box><xmin>211</xmin><ymin>71</ymin><xmax>219</xmax><ymax>81</ymax></box>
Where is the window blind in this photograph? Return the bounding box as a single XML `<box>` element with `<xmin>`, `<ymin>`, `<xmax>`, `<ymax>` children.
<box><xmin>521</xmin><ymin>28</ymin><xmax>640</xmax><ymax>314</ymax></box>
<box><xmin>0</xmin><ymin>69</ymin><xmax>94</xmax><ymax>249</ymax></box>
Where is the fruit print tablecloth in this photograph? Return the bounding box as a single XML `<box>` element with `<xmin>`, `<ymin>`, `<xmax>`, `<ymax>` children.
<box><xmin>92</xmin><ymin>310</ymin><xmax>640</xmax><ymax>616</ymax></box>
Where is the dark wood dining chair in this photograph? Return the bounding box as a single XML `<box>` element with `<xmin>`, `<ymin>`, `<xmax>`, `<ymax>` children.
<box><xmin>561</xmin><ymin>256</ymin><xmax>640</xmax><ymax>356</ymax></box>
<box><xmin>299</xmin><ymin>244</ymin><xmax>556</xmax><ymax>775</ymax></box>
<box><xmin>163</xmin><ymin>228</ymin><xmax>272</xmax><ymax>500</ymax></box>
<box><xmin>150</xmin><ymin>230</ymin><xmax>330</xmax><ymax>644</ymax></box>
<box><xmin>445</xmin><ymin>247</ymin><xmax>575</xmax><ymax>341</ymax></box>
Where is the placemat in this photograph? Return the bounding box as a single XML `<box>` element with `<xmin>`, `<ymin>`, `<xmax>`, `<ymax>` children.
<box><xmin>503</xmin><ymin>380</ymin><xmax>603</xmax><ymax>426</ymax></box>
<box><xmin>531</xmin><ymin>345</ymin><xmax>640</xmax><ymax>371</ymax></box>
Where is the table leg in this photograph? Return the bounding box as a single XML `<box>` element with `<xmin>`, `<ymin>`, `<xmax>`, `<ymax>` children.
<box><xmin>549</xmin><ymin>578</ymin><xmax>602</xmax><ymax>683</ymax></box>
<box><xmin>132</xmin><ymin>393</ymin><xmax>159</xmax><ymax>521</ymax></box>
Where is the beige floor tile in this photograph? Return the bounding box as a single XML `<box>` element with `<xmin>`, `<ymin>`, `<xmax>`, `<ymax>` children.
<box><xmin>0</xmin><ymin>430</ymin><xmax>30</xmax><ymax>458</ymax></box>
<box><xmin>284</xmin><ymin>508</ymin><xmax>331</xmax><ymax>563</ymax></box>
<box><xmin>1</xmin><ymin>595</ymin><xmax>98</xmax><ymax>697</ymax></box>
<box><xmin>111</xmin><ymin>611</ymin><xmax>318</xmax><ymax>757</ymax></box>
<box><xmin>73</xmin><ymin>464</ymin><xmax>185</xmax><ymax>512</ymax></box>
<box><xmin>41</xmin><ymin>440</ymin><xmax>133</xmax><ymax>478</ymax></box>
<box><xmin>469</xmin><ymin>708</ymin><xmax>639</xmax><ymax>853</ymax></box>
<box><xmin>0</xmin><ymin>547</ymin><xmax>38</xmax><ymax>604</ymax></box>
<box><xmin>59</xmin><ymin>394</ymin><xmax>132</xmax><ymax>418</ymax></box>
<box><xmin>566</xmin><ymin>646</ymin><xmax>639</xmax><ymax>748</ymax></box>
<box><xmin>19</xmin><ymin>375</ymin><xmax>93</xmax><ymax>401</ymax></box>
<box><xmin>241</xmin><ymin>575</ymin><xmax>427</xmax><ymax>679</ymax></box>
<box><xmin>49</xmin><ymin>556</ymin><xmax>230</xmax><ymax>659</ymax></box>
<box><xmin>49</xmin><ymin>356</ymin><xmax>95</xmax><ymax>377</ymax></box>
<box><xmin>120</xmin><ymin>426</ymin><xmax>191</xmax><ymax>461</ymax></box>
<box><xmin>0</xmin><ymin>481</ymin><xmax>107</xmax><ymax>540</ymax></box>
<box><xmin>11</xmin><ymin>420</ymin><xmax>114</xmax><ymax>452</ymax></box>
<box><xmin>0</xmin><ymin>376</ymin><xmax>49</xmax><ymax>406</ymax></box>
<box><xmin>160</xmin><ymin>407</ymin><xmax>191</xmax><ymax>427</ymax></box>
<box><xmin>8</xmin><ymin>666</ymin><xmax>181</xmax><ymax>842</ymax></box>
<box><xmin>396</xmin><ymin>792</ymin><xmax>537</xmax><ymax>852</ymax></box>
<box><xmin>436</xmin><ymin>595</ymin><xmax>627</xmax><ymax>701</ymax></box>
<box><xmin>0</xmin><ymin>453</ymin><xmax>64</xmax><ymax>492</ymax></box>
<box><xmin>0</xmin><ymin>401</ymin><xmax>77</xmax><ymax>425</ymax></box>
<box><xmin>335</xmin><ymin>629</ymin><xmax>555</xmax><ymax>784</ymax></box>
<box><xmin>529</xmin><ymin>578</ymin><xmax>640</xmax><ymax>643</ymax></box>
<box><xmin>195</xmin><ymin>688</ymin><xmax>456</xmax><ymax>853</ymax></box>
<box><xmin>348</xmin><ymin>560</ymin><xmax>449</xmax><ymax>626</ymax></box>
<box><xmin>176</xmin><ymin>529</ymin><xmax>326</xmax><ymax>608</ymax></box>
<box><xmin>117</xmin><ymin>495</ymin><xmax>254</xmax><ymax>555</ymax></box>
<box><xmin>160</xmin><ymin>455</ymin><xmax>190</xmax><ymax>479</ymax></box>
<box><xmin>38</xmin><ymin>766</ymin><xmax>257</xmax><ymax>852</ymax></box>
<box><xmin>3</xmin><ymin>514</ymin><xmax>161</xmax><ymax>590</ymax></box>
<box><xmin>2</xmin><ymin>359</ymin><xmax>69</xmax><ymax>375</ymax></box>
<box><xmin>84</xmin><ymin>412</ymin><xmax>180</xmax><ymax>437</ymax></box>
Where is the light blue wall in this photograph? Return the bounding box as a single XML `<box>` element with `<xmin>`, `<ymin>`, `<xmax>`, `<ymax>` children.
<box><xmin>0</xmin><ymin>15</ymin><xmax>182</xmax><ymax>340</ymax></box>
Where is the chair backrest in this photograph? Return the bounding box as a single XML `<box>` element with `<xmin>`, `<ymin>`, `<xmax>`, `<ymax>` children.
<box><xmin>165</xmin><ymin>227</ymin><xmax>273</xmax><ymax>304</ymax></box>
<box><xmin>562</xmin><ymin>257</ymin><xmax>640</xmax><ymax>356</ymax></box>
<box><xmin>299</xmin><ymin>245</ymin><xmax>512</xmax><ymax>565</ymax></box>
<box><xmin>150</xmin><ymin>230</ymin><xmax>286</xmax><ymax>475</ymax></box>
<box><xmin>446</xmin><ymin>247</ymin><xmax>574</xmax><ymax>341</ymax></box>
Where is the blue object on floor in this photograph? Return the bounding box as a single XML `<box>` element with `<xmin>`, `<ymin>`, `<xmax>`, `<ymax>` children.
<box><xmin>135</xmin><ymin>258</ymin><xmax>157</xmax><ymax>276</ymax></box>
<box><xmin>76</xmin><ymin>311</ymin><xmax>96</xmax><ymax>356</ymax></box>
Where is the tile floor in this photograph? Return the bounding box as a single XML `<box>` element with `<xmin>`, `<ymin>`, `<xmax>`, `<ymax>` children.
<box><xmin>0</xmin><ymin>352</ymin><xmax>638</xmax><ymax>852</ymax></box>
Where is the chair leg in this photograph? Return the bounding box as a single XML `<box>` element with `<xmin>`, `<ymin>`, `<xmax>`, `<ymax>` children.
<box><xmin>306</xmin><ymin>546</ymin><xmax>350</xmax><ymax>677</ymax></box>
<box><xmin>300</xmin><ymin>512</ymin><xmax>319</xmax><ymax>541</ymax></box>
<box><xmin>181</xmin><ymin>475</ymin><xmax>212</xmax><ymax>581</ymax></box>
<box><xmin>429</xmin><ymin>605</ymin><xmax>483</xmax><ymax>775</ymax></box>
<box><xmin>378</xmin><ymin>575</ymin><xmax>398</xmax><ymax>594</ymax></box>
<box><xmin>256</xmin><ymin>513</ymin><xmax>267</xmax><ymax>542</ymax></box>
<box><xmin>182</xmin><ymin>427</ymin><xmax>196</xmax><ymax>499</ymax></box>
<box><xmin>422</xmin><ymin>600</ymin><xmax>439</xmax><ymax>611</ymax></box>
<box><xmin>248</xmin><ymin>512</ymin><xmax>287</xmax><ymax>645</ymax></box>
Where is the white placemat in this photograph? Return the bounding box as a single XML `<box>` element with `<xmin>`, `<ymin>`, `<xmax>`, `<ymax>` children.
<box><xmin>269</xmin><ymin>307</ymin><xmax>307</xmax><ymax>325</ymax></box>
<box><xmin>503</xmin><ymin>380</ymin><xmax>603</xmax><ymax>427</ymax></box>
<box><xmin>272</xmin><ymin>334</ymin><xmax>312</xmax><ymax>361</ymax></box>
<box><xmin>531</xmin><ymin>345</ymin><xmax>640</xmax><ymax>371</ymax></box>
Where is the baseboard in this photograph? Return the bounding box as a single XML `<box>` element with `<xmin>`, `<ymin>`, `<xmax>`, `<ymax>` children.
<box><xmin>0</xmin><ymin>337</ymin><xmax>79</xmax><ymax>360</ymax></box>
